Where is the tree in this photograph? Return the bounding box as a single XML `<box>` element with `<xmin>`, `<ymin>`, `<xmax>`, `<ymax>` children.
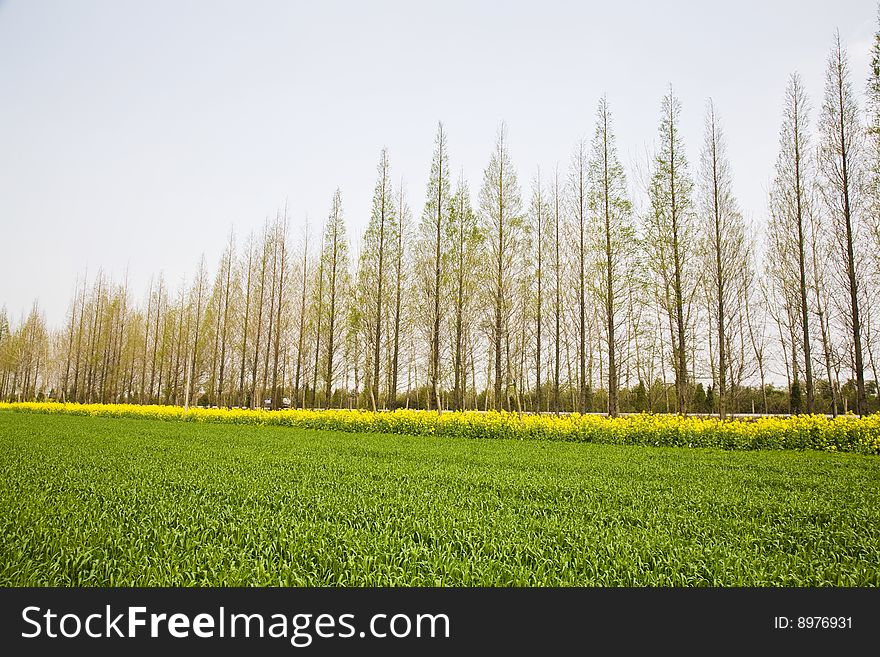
<box><xmin>361</xmin><ymin>148</ymin><xmax>395</xmax><ymax>411</ymax></box>
<box><xmin>479</xmin><ymin>123</ymin><xmax>524</xmax><ymax>411</ymax></box>
<box><xmin>260</xmin><ymin>215</ymin><xmax>280</xmax><ymax>408</ymax></box>
<box><xmin>529</xmin><ymin>171</ymin><xmax>549</xmax><ymax>412</ymax></box>
<box><xmin>819</xmin><ymin>33</ymin><xmax>868</xmax><ymax>415</ymax></box>
<box><xmin>69</xmin><ymin>277</ymin><xmax>88</xmax><ymax>403</ymax></box>
<box><xmin>216</xmin><ymin>231</ymin><xmax>236</xmax><ymax>407</ymax></box>
<box><xmin>322</xmin><ymin>189</ymin><xmax>350</xmax><ymax>408</ymax></box>
<box><xmin>588</xmin><ymin>97</ymin><xmax>634</xmax><ymax>417</ymax></box>
<box><xmin>699</xmin><ymin>100</ymin><xmax>748</xmax><ymax>418</ymax></box>
<box><xmin>270</xmin><ymin>214</ymin><xmax>289</xmax><ymax>410</ymax></box>
<box><xmin>186</xmin><ymin>257</ymin><xmax>208</xmax><ymax>409</ymax></box>
<box><xmin>868</xmin><ymin>5</ymin><xmax>880</xmax><ymax>280</ymax></box>
<box><xmin>808</xmin><ymin>200</ymin><xmax>840</xmax><ymax>416</ymax></box>
<box><xmin>238</xmin><ymin>233</ymin><xmax>255</xmax><ymax>407</ymax></box>
<box><xmin>568</xmin><ymin>138</ymin><xmax>590</xmax><ymax>413</ymax></box>
<box><xmin>866</xmin><ymin>5</ymin><xmax>880</xmax><ymax>410</ymax></box>
<box><xmin>310</xmin><ymin>219</ymin><xmax>326</xmax><ymax>409</ymax></box>
<box><xmin>419</xmin><ymin>124</ymin><xmax>451</xmax><ymax>412</ymax></box>
<box><xmin>388</xmin><ymin>182</ymin><xmax>410</xmax><ymax>410</ymax></box>
<box><xmin>647</xmin><ymin>86</ymin><xmax>697</xmax><ymax>415</ymax></box>
<box><xmin>765</xmin><ymin>202</ymin><xmax>804</xmax><ymax>415</ymax></box>
<box><xmin>743</xmin><ymin>242</ymin><xmax>769</xmax><ymax>413</ymax></box>
<box><xmin>250</xmin><ymin>225</ymin><xmax>270</xmax><ymax>408</ymax></box>
<box><xmin>148</xmin><ymin>277</ymin><xmax>165</xmax><ymax>404</ymax></box>
<box><xmin>292</xmin><ymin>223</ymin><xmax>310</xmax><ymax>409</ymax></box>
<box><xmin>770</xmin><ymin>74</ymin><xmax>817</xmax><ymax>413</ymax></box>
<box><xmin>550</xmin><ymin>169</ymin><xmax>564</xmax><ymax>413</ymax></box>
<box><xmin>449</xmin><ymin>174</ymin><xmax>482</xmax><ymax>411</ymax></box>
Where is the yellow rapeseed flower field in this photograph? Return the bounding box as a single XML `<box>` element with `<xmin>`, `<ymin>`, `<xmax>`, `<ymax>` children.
<box><xmin>2</xmin><ymin>401</ymin><xmax>878</xmax><ymax>454</ymax></box>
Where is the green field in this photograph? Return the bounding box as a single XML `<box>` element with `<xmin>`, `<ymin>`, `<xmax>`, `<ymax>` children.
<box><xmin>1</xmin><ymin>411</ymin><xmax>878</xmax><ymax>586</ymax></box>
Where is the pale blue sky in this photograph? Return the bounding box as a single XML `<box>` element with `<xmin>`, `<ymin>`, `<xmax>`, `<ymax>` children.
<box><xmin>0</xmin><ymin>0</ymin><xmax>876</xmax><ymax>326</ymax></box>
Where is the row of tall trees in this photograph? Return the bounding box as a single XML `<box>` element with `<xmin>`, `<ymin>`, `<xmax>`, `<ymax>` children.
<box><xmin>3</xmin><ymin>19</ymin><xmax>880</xmax><ymax>416</ymax></box>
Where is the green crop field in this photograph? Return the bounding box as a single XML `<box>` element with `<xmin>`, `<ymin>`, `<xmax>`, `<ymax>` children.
<box><xmin>1</xmin><ymin>410</ymin><xmax>878</xmax><ymax>586</ymax></box>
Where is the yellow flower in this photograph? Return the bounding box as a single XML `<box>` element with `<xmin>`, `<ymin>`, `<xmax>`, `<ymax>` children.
<box><xmin>1</xmin><ymin>401</ymin><xmax>878</xmax><ymax>454</ymax></box>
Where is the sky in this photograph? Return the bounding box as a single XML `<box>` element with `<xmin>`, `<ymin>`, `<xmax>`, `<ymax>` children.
<box><xmin>0</xmin><ymin>0</ymin><xmax>877</xmax><ymax>327</ymax></box>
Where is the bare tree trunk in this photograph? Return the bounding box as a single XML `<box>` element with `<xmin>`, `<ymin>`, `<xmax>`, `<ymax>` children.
<box><xmin>148</xmin><ymin>281</ymin><xmax>163</xmax><ymax>404</ymax></box>
<box><xmin>534</xmin><ymin>173</ymin><xmax>544</xmax><ymax>414</ymax></box>
<box><xmin>262</xmin><ymin>223</ymin><xmax>279</xmax><ymax>408</ymax></box>
<box><xmin>218</xmin><ymin>232</ymin><xmax>234</xmax><ymax>407</ymax></box>
<box><xmin>553</xmin><ymin>171</ymin><xmax>561</xmax><ymax>414</ymax></box>
<box><xmin>272</xmin><ymin>218</ymin><xmax>288</xmax><ymax>409</ymax></box>
<box><xmin>372</xmin><ymin>153</ymin><xmax>390</xmax><ymax>412</ymax></box>
<box><xmin>239</xmin><ymin>238</ymin><xmax>253</xmax><ymax>407</ymax></box>
<box><xmin>251</xmin><ymin>231</ymin><xmax>269</xmax><ymax>408</ymax></box>
<box><xmin>71</xmin><ymin>277</ymin><xmax>87</xmax><ymax>403</ymax></box>
<box><xmin>294</xmin><ymin>227</ymin><xmax>309</xmax><ymax>409</ymax></box>
<box><xmin>61</xmin><ymin>282</ymin><xmax>79</xmax><ymax>402</ymax></box>
<box><xmin>791</xmin><ymin>89</ymin><xmax>815</xmax><ymax>413</ymax></box>
<box><xmin>311</xmin><ymin>227</ymin><xmax>325</xmax><ymax>409</ymax></box>
<box><xmin>707</xmin><ymin>107</ymin><xmax>727</xmax><ymax>418</ymax></box>
<box><xmin>572</xmin><ymin>141</ymin><xmax>588</xmax><ymax>414</ymax></box>
<box><xmin>188</xmin><ymin>258</ymin><xmax>206</xmax><ymax>409</ymax></box>
<box><xmin>597</xmin><ymin>107</ymin><xmax>619</xmax><ymax>417</ymax></box>
<box><xmin>453</xmin><ymin>198</ymin><xmax>465</xmax><ymax>411</ymax></box>
<box><xmin>431</xmin><ymin>128</ymin><xmax>446</xmax><ymax>414</ymax></box>
<box><xmin>827</xmin><ymin>37</ymin><xmax>866</xmax><ymax>415</ymax></box>
<box><xmin>390</xmin><ymin>186</ymin><xmax>406</xmax><ymax>411</ymax></box>
<box><xmin>324</xmin><ymin>193</ymin><xmax>347</xmax><ymax>409</ymax></box>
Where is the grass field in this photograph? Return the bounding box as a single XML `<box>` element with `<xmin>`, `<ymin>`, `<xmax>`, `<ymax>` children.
<box><xmin>1</xmin><ymin>410</ymin><xmax>878</xmax><ymax>586</ymax></box>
